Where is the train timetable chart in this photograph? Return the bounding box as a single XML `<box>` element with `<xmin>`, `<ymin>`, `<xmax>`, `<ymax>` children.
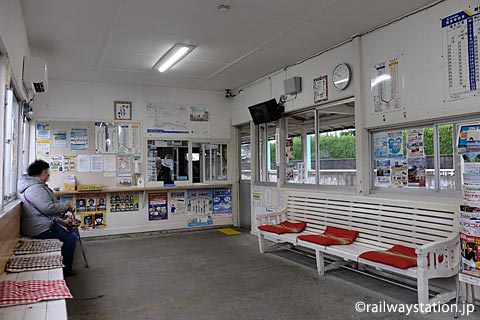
<box><xmin>442</xmin><ymin>9</ymin><xmax>480</xmax><ymax>101</ymax></box>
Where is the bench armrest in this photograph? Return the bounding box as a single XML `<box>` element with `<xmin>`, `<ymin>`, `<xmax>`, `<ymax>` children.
<box><xmin>416</xmin><ymin>233</ymin><xmax>459</xmax><ymax>271</ymax></box>
<box><xmin>255</xmin><ymin>209</ymin><xmax>288</xmax><ymax>227</ymax></box>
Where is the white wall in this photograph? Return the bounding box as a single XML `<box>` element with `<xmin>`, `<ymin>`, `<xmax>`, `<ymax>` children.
<box><xmin>363</xmin><ymin>0</ymin><xmax>480</xmax><ymax>129</ymax></box>
<box><xmin>0</xmin><ymin>0</ymin><xmax>30</xmax><ymax>100</ymax></box>
<box><xmin>231</xmin><ymin>42</ymin><xmax>354</xmax><ymax>126</ymax></box>
<box><xmin>33</xmin><ymin>80</ymin><xmax>232</xmax><ymax>140</ymax></box>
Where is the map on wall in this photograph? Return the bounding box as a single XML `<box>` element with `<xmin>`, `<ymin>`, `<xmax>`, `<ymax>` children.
<box><xmin>442</xmin><ymin>8</ymin><xmax>480</xmax><ymax>101</ymax></box>
<box><xmin>371</xmin><ymin>55</ymin><xmax>403</xmax><ymax>114</ymax></box>
<box><xmin>146</xmin><ymin>101</ymin><xmax>189</xmax><ymax>134</ymax></box>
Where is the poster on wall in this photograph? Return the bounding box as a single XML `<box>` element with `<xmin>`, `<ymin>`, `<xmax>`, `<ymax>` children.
<box><xmin>118</xmin><ymin>123</ymin><xmax>141</xmax><ymax>154</ymax></box>
<box><xmin>374</xmin><ymin>133</ymin><xmax>388</xmax><ymax>159</ymax></box>
<box><xmin>77</xmin><ymin>155</ymin><xmax>91</xmax><ymax>172</ymax></box>
<box><xmin>146</xmin><ymin>102</ymin><xmax>189</xmax><ymax>134</ymax></box>
<box><xmin>391</xmin><ymin>159</ymin><xmax>408</xmax><ymax>187</ymax></box>
<box><xmin>313</xmin><ymin>75</ymin><xmax>328</xmax><ymax>103</ymax></box>
<box><xmin>187</xmin><ymin>189</ymin><xmax>212</xmax><ymax>227</ymax></box>
<box><xmin>458</xmin><ymin>124</ymin><xmax>480</xmax><ymax>153</ymax></box>
<box><xmin>118</xmin><ymin>155</ymin><xmax>131</xmax><ymax>173</ymax></box>
<box><xmin>189</xmin><ymin>105</ymin><xmax>210</xmax><ymax>135</ymax></box>
<box><xmin>375</xmin><ymin>159</ymin><xmax>391</xmax><ymax>185</ymax></box>
<box><xmin>70</xmin><ymin>127</ymin><xmax>89</xmax><ymax>151</ymax></box>
<box><xmin>36</xmin><ymin>122</ymin><xmax>50</xmax><ymax>139</ymax></box>
<box><xmin>95</xmin><ymin>122</ymin><xmax>118</xmax><ymax>154</ymax></box>
<box><xmin>36</xmin><ymin>139</ymin><xmax>50</xmax><ymax>160</ymax></box>
<box><xmin>212</xmin><ymin>188</ymin><xmax>232</xmax><ymax>217</ymax></box>
<box><xmin>103</xmin><ymin>154</ymin><xmax>116</xmax><ymax>172</ymax></box>
<box><xmin>91</xmin><ymin>155</ymin><xmax>104</xmax><ymax>172</ymax></box>
<box><xmin>387</xmin><ymin>131</ymin><xmax>404</xmax><ymax>158</ymax></box>
<box><xmin>406</xmin><ymin>129</ymin><xmax>424</xmax><ymax>158</ymax></box>
<box><xmin>52</xmin><ymin>130</ymin><xmax>67</xmax><ymax>148</ymax></box>
<box><xmin>148</xmin><ymin>192</ymin><xmax>168</xmax><ymax>221</ymax></box>
<box><xmin>371</xmin><ymin>55</ymin><xmax>403</xmax><ymax>114</ymax></box>
<box><xmin>442</xmin><ymin>9</ymin><xmax>480</xmax><ymax>102</ymax></box>
<box><xmin>110</xmin><ymin>192</ymin><xmax>140</xmax><ymax>212</ymax></box>
<box><xmin>63</xmin><ymin>155</ymin><xmax>77</xmax><ymax>172</ymax></box>
<box><xmin>407</xmin><ymin>157</ymin><xmax>426</xmax><ymax>187</ymax></box>
<box><xmin>169</xmin><ymin>191</ymin><xmax>186</xmax><ymax>215</ymax></box>
<box><xmin>77</xmin><ymin>193</ymin><xmax>107</xmax><ymax>230</ymax></box>
<box><xmin>50</xmin><ymin>155</ymin><xmax>63</xmax><ymax>172</ymax></box>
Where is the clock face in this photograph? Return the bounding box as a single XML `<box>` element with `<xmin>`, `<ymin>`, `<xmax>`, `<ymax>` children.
<box><xmin>332</xmin><ymin>63</ymin><xmax>350</xmax><ymax>91</ymax></box>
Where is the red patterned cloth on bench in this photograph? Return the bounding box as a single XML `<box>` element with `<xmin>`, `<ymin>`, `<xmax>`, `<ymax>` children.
<box><xmin>258</xmin><ymin>221</ymin><xmax>307</xmax><ymax>235</ymax></box>
<box><xmin>297</xmin><ymin>226</ymin><xmax>359</xmax><ymax>246</ymax></box>
<box><xmin>359</xmin><ymin>244</ymin><xmax>417</xmax><ymax>269</ymax></box>
<box><xmin>14</xmin><ymin>239</ymin><xmax>63</xmax><ymax>255</ymax></box>
<box><xmin>6</xmin><ymin>255</ymin><xmax>64</xmax><ymax>273</ymax></box>
<box><xmin>0</xmin><ymin>280</ymin><xmax>72</xmax><ymax>307</ymax></box>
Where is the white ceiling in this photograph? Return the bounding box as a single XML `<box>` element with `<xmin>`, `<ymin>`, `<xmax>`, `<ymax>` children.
<box><xmin>20</xmin><ymin>0</ymin><xmax>438</xmax><ymax>91</ymax></box>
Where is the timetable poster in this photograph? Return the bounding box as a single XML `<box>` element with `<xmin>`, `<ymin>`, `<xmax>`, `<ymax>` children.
<box><xmin>387</xmin><ymin>131</ymin><xmax>404</xmax><ymax>158</ymax></box>
<box><xmin>212</xmin><ymin>188</ymin><xmax>233</xmax><ymax>216</ymax></box>
<box><xmin>187</xmin><ymin>189</ymin><xmax>213</xmax><ymax>227</ymax></box>
<box><xmin>148</xmin><ymin>192</ymin><xmax>168</xmax><ymax>221</ymax></box>
<box><xmin>371</xmin><ymin>56</ymin><xmax>402</xmax><ymax>114</ymax></box>
<box><xmin>442</xmin><ymin>9</ymin><xmax>480</xmax><ymax>101</ymax></box>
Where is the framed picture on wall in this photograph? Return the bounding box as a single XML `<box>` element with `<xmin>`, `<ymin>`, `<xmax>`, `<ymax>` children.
<box><xmin>114</xmin><ymin>101</ymin><xmax>132</xmax><ymax>120</ymax></box>
<box><xmin>313</xmin><ymin>75</ymin><xmax>328</xmax><ymax>103</ymax></box>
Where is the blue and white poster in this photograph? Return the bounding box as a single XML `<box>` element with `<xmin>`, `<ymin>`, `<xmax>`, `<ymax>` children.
<box><xmin>212</xmin><ymin>188</ymin><xmax>232</xmax><ymax>216</ymax></box>
<box><xmin>187</xmin><ymin>189</ymin><xmax>212</xmax><ymax>227</ymax></box>
<box><xmin>387</xmin><ymin>131</ymin><xmax>404</xmax><ymax>158</ymax></box>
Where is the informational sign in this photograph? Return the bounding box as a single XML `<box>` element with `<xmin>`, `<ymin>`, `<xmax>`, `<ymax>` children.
<box><xmin>442</xmin><ymin>9</ymin><xmax>480</xmax><ymax>101</ymax></box>
<box><xmin>189</xmin><ymin>105</ymin><xmax>210</xmax><ymax>135</ymax></box>
<box><xmin>187</xmin><ymin>189</ymin><xmax>212</xmax><ymax>227</ymax></box>
<box><xmin>313</xmin><ymin>75</ymin><xmax>328</xmax><ymax>103</ymax></box>
<box><xmin>52</xmin><ymin>130</ymin><xmax>67</xmax><ymax>148</ymax></box>
<box><xmin>36</xmin><ymin>122</ymin><xmax>50</xmax><ymax>139</ymax></box>
<box><xmin>95</xmin><ymin>122</ymin><xmax>118</xmax><ymax>154</ymax></box>
<box><xmin>118</xmin><ymin>123</ymin><xmax>141</xmax><ymax>154</ymax></box>
<box><xmin>371</xmin><ymin>55</ymin><xmax>403</xmax><ymax>114</ymax></box>
<box><xmin>391</xmin><ymin>159</ymin><xmax>408</xmax><ymax>187</ymax></box>
<box><xmin>50</xmin><ymin>155</ymin><xmax>63</xmax><ymax>172</ymax></box>
<box><xmin>406</xmin><ymin>129</ymin><xmax>425</xmax><ymax>158</ymax></box>
<box><xmin>110</xmin><ymin>192</ymin><xmax>140</xmax><ymax>212</ymax></box>
<box><xmin>63</xmin><ymin>155</ymin><xmax>77</xmax><ymax>172</ymax></box>
<box><xmin>70</xmin><ymin>127</ymin><xmax>89</xmax><ymax>151</ymax></box>
<box><xmin>91</xmin><ymin>155</ymin><xmax>104</xmax><ymax>172</ymax></box>
<box><xmin>212</xmin><ymin>188</ymin><xmax>232</xmax><ymax>216</ymax></box>
<box><xmin>387</xmin><ymin>131</ymin><xmax>404</xmax><ymax>158</ymax></box>
<box><xmin>375</xmin><ymin>159</ymin><xmax>391</xmax><ymax>185</ymax></box>
<box><xmin>148</xmin><ymin>192</ymin><xmax>168</xmax><ymax>221</ymax></box>
<box><xmin>146</xmin><ymin>102</ymin><xmax>189</xmax><ymax>134</ymax></box>
<box><xmin>458</xmin><ymin>124</ymin><xmax>480</xmax><ymax>153</ymax></box>
<box><xmin>36</xmin><ymin>139</ymin><xmax>50</xmax><ymax>160</ymax></box>
<box><xmin>407</xmin><ymin>157</ymin><xmax>426</xmax><ymax>187</ymax></box>
<box><xmin>169</xmin><ymin>191</ymin><xmax>186</xmax><ymax>215</ymax></box>
<box><xmin>374</xmin><ymin>132</ymin><xmax>389</xmax><ymax>158</ymax></box>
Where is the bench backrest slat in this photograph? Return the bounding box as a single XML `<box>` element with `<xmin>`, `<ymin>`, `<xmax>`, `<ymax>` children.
<box><xmin>286</xmin><ymin>192</ymin><xmax>457</xmax><ymax>249</ymax></box>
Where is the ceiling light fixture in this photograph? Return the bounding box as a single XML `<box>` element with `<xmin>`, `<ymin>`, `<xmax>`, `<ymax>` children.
<box><xmin>154</xmin><ymin>44</ymin><xmax>195</xmax><ymax>73</ymax></box>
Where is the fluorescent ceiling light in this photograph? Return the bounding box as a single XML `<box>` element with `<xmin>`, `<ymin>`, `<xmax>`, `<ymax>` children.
<box><xmin>154</xmin><ymin>44</ymin><xmax>195</xmax><ymax>73</ymax></box>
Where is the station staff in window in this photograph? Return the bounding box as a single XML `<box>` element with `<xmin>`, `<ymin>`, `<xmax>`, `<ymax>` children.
<box><xmin>156</xmin><ymin>155</ymin><xmax>174</xmax><ymax>184</ymax></box>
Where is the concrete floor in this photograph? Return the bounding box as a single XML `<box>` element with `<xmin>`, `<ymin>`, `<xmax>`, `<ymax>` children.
<box><xmin>66</xmin><ymin>230</ymin><xmax>478</xmax><ymax>320</ymax></box>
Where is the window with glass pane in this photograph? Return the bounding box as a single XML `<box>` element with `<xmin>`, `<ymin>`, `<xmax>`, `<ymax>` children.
<box><xmin>3</xmin><ymin>89</ymin><xmax>20</xmax><ymax>203</ymax></box>
<box><xmin>285</xmin><ymin>111</ymin><xmax>316</xmax><ymax>184</ymax></box>
<box><xmin>147</xmin><ymin>140</ymin><xmax>189</xmax><ymax>182</ymax></box>
<box><xmin>318</xmin><ymin>112</ymin><xmax>356</xmax><ymax>186</ymax></box>
<box><xmin>192</xmin><ymin>142</ymin><xmax>228</xmax><ymax>182</ymax></box>
<box><xmin>257</xmin><ymin>122</ymin><xmax>277</xmax><ymax>183</ymax></box>
<box><xmin>239</xmin><ymin>125</ymin><xmax>251</xmax><ymax>180</ymax></box>
<box><xmin>439</xmin><ymin>124</ymin><xmax>455</xmax><ymax>190</ymax></box>
<box><xmin>373</xmin><ymin>126</ymin><xmax>436</xmax><ymax>189</ymax></box>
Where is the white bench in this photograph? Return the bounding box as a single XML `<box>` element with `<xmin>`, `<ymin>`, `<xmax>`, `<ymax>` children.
<box><xmin>256</xmin><ymin>191</ymin><xmax>459</xmax><ymax>309</ymax></box>
<box><xmin>0</xmin><ymin>252</ymin><xmax>68</xmax><ymax>320</ymax></box>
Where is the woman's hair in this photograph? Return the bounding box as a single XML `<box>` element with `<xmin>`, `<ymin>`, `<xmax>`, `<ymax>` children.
<box><xmin>27</xmin><ymin>160</ymin><xmax>50</xmax><ymax>177</ymax></box>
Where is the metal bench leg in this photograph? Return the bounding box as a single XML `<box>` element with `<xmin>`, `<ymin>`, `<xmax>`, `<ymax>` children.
<box><xmin>258</xmin><ymin>233</ymin><xmax>266</xmax><ymax>254</ymax></box>
<box><xmin>316</xmin><ymin>250</ymin><xmax>325</xmax><ymax>276</ymax></box>
<box><xmin>77</xmin><ymin>233</ymin><xmax>90</xmax><ymax>268</ymax></box>
<box><xmin>417</xmin><ymin>274</ymin><xmax>429</xmax><ymax>313</ymax></box>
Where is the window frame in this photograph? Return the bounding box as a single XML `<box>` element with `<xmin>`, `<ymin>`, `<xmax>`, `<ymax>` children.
<box><xmin>369</xmin><ymin>119</ymin><xmax>463</xmax><ymax>196</ymax></box>
<box><xmin>255</xmin><ymin>122</ymin><xmax>277</xmax><ymax>186</ymax></box>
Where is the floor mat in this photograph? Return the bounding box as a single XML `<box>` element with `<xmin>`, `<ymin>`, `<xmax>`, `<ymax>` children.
<box><xmin>217</xmin><ymin>228</ymin><xmax>241</xmax><ymax>235</ymax></box>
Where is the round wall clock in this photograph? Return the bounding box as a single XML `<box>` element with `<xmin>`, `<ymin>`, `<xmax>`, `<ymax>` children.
<box><xmin>332</xmin><ymin>63</ymin><xmax>351</xmax><ymax>91</ymax></box>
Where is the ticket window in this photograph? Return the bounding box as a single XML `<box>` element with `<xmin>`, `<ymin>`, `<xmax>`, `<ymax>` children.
<box><xmin>192</xmin><ymin>143</ymin><xmax>228</xmax><ymax>183</ymax></box>
<box><xmin>147</xmin><ymin>140</ymin><xmax>189</xmax><ymax>182</ymax></box>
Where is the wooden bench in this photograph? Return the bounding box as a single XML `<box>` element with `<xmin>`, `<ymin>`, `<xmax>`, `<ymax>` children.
<box><xmin>0</xmin><ymin>203</ymin><xmax>68</xmax><ymax>320</ymax></box>
<box><xmin>256</xmin><ymin>191</ymin><xmax>459</xmax><ymax>310</ymax></box>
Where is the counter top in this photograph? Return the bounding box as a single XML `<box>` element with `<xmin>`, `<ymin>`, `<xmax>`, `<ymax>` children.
<box><xmin>54</xmin><ymin>183</ymin><xmax>233</xmax><ymax>196</ymax></box>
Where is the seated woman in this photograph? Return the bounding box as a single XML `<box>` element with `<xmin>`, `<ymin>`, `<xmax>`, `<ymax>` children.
<box><xmin>18</xmin><ymin>160</ymin><xmax>78</xmax><ymax>276</ymax></box>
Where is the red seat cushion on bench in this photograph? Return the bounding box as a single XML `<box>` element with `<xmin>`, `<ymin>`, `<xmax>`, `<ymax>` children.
<box><xmin>298</xmin><ymin>226</ymin><xmax>359</xmax><ymax>246</ymax></box>
<box><xmin>359</xmin><ymin>244</ymin><xmax>417</xmax><ymax>269</ymax></box>
<box><xmin>258</xmin><ymin>221</ymin><xmax>307</xmax><ymax>235</ymax></box>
